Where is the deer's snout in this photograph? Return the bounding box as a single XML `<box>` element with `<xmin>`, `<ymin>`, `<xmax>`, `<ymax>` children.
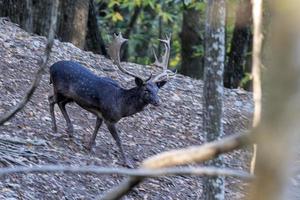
<box><xmin>151</xmin><ymin>98</ymin><xmax>160</xmax><ymax>106</ymax></box>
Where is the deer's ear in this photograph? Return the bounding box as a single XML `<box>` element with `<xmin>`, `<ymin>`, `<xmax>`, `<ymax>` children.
<box><xmin>135</xmin><ymin>77</ymin><xmax>144</xmax><ymax>87</ymax></box>
<box><xmin>156</xmin><ymin>80</ymin><xmax>167</xmax><ymax>88</ymax></box>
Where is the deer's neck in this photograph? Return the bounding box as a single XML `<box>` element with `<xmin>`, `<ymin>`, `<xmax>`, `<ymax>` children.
<box><xmin>120</xmin><ymin>87</ymin><xmax>148</xmax><ymax>117</ymax></box>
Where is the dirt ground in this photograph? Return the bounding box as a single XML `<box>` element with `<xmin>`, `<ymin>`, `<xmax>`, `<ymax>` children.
<box><xmin>0</xmin><ymin>20</ymin><xmax>255</xmax><ymax>199</ymax></box>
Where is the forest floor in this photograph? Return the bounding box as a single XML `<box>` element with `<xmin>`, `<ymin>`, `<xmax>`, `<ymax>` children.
<box><xmin>0</xmin><ymin>20</ymin><xmax>256</xmax><ymax>200</ymax></box>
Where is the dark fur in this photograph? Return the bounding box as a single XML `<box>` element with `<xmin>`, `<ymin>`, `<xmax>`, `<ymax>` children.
<box><xmin>48</xmin><ymin>60</ymin><xmax>166</xmax><ymax>166</ymax></box>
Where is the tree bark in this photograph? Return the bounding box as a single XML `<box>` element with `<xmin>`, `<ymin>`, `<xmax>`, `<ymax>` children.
<box><xmin>122</xmin><ymin>6</ymin><xmax>142</xmax><ymax>61</ymax></box>
<box><xmin>249</xmin><ymin>0</ymin><xmax>300</xmax><ymax>199</ymax></box>
<box><xmin>85</xmin><ymin>0</ymin><xmax>107</xmax><ymax>55</ymax></box>
<box><xmin>202</xmin><ymin>0</ymin><xmax>226</xmax><ymax>199</ymax></box>
<box><xmin>57</xmin><ymin>0</ymin><xmax>89</xmax><ymax>49</ymax></box>
<box><xmin>180</xmin><ymin>6</ymin><xmax>204</xmax><ymax>79</ymax></box>
<box><xmin>0</xmin><ymin>0</ymin><xmax>50</xmax><ymax>33</ymax></box>
<box><xmin>0</xmin><ymin>0</ymin><xmax>89</xmax><ymax>49</ymax></box>
<box><xmin>224</xmin><ymin>0</ymin><xmax>252</xmax><ymax>88</ymax></box>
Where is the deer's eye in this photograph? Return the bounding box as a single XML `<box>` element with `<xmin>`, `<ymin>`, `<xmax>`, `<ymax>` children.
<box><xmin>144</xmin><ymin>89</ymin><xmax>151</xmax><ymax>97</ymax></box>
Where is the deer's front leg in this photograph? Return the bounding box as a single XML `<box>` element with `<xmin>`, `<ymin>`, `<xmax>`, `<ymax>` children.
<box><xmin>87</xmin><ymin>117</ymin><xmax>103</xmax><ymax>151</ymax></box>
<box><xmin>106</xmin><ymin>123</ymin><xmax>132</xmax><ymax>167</ymax></box>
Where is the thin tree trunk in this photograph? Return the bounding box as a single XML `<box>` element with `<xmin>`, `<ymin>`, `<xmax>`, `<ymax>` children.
<box><xmin>85</xmin><ymin>0</ymin><xmax>107</xmax><ymax>55</ymax></box>
<box><xmin>180</xmin><ymin>5</ymin><xmax>203</xmax><ymax>79</ymax></box>
<box><xmin>158</xmin><ymin>15</ymin><xmax>162</xmax><ymax>56</ymax></box>
<box><xmin>134</xmin><ymin>8</ymin><xmax>155</xmax><ymax>62</ymax></box>
<box><xmin>31</xmin><ymin>0</ymin><xmax>55</xmax><ymax>36</ymax></box>
<box><xmin>122</xmin><ymin>6</ymin><xmax>142</xmax><ymax>61</ymax></box>
<box><xmin>224</xmin><ymin>0</ymin><xmax>252</xmax><ymax>88</ymax></box>
<box><xmin>202</xmin><ymin>0</ymin><xmax>226</xmax><ymax>199</ymax></box>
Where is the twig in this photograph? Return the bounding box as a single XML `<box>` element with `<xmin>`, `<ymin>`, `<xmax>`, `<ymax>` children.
<box><xmin>99</xmin><ymin>132</ymin><xmax>252</xmax><ymax>200</ymax></box>
<box><xmin>0</xmin><ymin>165</ymin><xmax>253</xmax><ymax>180</ymax></box>
<box><xmin>0</xmin><ymin>0</ymin><xmax>59</xmax><ymax>125</ymax></box>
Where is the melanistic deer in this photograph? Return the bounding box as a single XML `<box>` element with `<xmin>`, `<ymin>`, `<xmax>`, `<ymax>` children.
<box><xmin>48</xmin><ymin>33</ymin><xmax>175</xmax><ymax>166</ymax></box>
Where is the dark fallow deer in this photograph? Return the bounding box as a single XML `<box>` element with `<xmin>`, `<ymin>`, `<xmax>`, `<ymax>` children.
<box><xmin>48</xmin><ymin>33</ymin><xmax>175</xmax><ymax>166</ymax></box>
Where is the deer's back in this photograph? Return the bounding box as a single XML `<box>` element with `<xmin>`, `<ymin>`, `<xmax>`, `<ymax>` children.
<box><xmin>50</xmin><ymin>61</ymin><xmax>122</xmax><ymax>117</ymax></box>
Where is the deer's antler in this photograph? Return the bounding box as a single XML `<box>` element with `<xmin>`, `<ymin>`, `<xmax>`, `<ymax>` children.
<box><xmin>152</xmin><ymin>34</ymin><xmax>176</xmax><ymax>82</ymax></box>
<box><xmin>108</xmin><ymin>33</ymin><xmax>147</xmax><ymax>81</ymax></box>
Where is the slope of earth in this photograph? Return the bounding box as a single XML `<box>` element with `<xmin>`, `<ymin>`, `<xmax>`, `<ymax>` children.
<box><xmin>0</xmin><ymin>20</ymin><xmax>254</xmax><ymax>199</ymax></box>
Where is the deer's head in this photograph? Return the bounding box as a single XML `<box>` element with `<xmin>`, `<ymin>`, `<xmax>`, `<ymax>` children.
<box><xmin>134</xmin><ymin>76</ymin><xmax>167</xmax><ymax>106</ymax></box>
<box><xmin>108</xmin><ymin>33</ymin><xmax>176</xmax><ymax>107</ymax></box>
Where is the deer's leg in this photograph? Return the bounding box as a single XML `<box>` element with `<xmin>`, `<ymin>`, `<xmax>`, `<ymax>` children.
<box><xmin>48</xmin><ymin>90</ymin><xmax>57</xmax><ymax>132</ymax></box>
<box><xmin>87</xmin><ymin>117</ymin><xmax>103</xmax><ymax>151</ymax></box>
<box><xmin>106</xmin><ymin>123</ymin><xmax>132</xmax><ymax>167</ymax></box>
<box><xmin>58</xmin><ymin>101</ymin><xmax>74</xmax><ymax>137</ymax></box>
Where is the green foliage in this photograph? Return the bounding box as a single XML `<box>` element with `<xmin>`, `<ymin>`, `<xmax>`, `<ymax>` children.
<box><xmin>240</xmin><ymin>72</ymin><xmax>252</xmax><ymax>89</ymax></box>
<box><xmin>97</xmin><ymin>0</ymin><xmax>182</xmax><ymax>69</ymax></box>
<box><xmin>96</xmin><ymin>0</ymin><xmax>247</xmax><ymax>80</ymax></box>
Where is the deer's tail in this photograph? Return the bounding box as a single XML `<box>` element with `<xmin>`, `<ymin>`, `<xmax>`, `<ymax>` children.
<box><xmin>49</xmin><ymin>75</ymin><xmax>53</xmax><ymax>84</ymax></box>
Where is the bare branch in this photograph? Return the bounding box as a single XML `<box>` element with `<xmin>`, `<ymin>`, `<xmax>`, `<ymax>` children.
<box><xmin>0</xmin><ymin>0</ymin><xmax>59</xmax><ymax>125</ymax></box>
<box><xmin>99</xmin><ymin>132</ymin><xmax>252</xmax><ymax>200</ymax></box>
<box><xmin>141</xmin><ymin>132</ymin><xmax>251</xmax><ymax>169</ymax></box>
<box><xmin>0</xmin><ymin>165</ymin><xmax>253</xmax><ymax>180</ymax></box>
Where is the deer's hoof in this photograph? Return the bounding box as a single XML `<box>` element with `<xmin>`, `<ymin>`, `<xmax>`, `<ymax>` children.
<box><xmin>124</xmin><ymin>159</ymin><xmax>134</xmax><ymax>168</ymax></box>
<box><xmin>85</xmin><ymin>142</ymin><xmax>95</xmax><ymax>152</ymax></box>
<box><xmin>66</xmin><ymin>127</ymin><xmax>74</xmax><ymax>137</ymax></box>
<box><xmin>52</xmin><ymin>126</ymin><xmax>57</xmax><ymax>133</ymax></box>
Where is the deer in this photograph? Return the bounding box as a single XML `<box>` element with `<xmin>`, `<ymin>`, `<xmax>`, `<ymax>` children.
<box><xmin>48</xmin><ymin>33</ymin><xmax>175</xmax><ymax>166</ymax></box>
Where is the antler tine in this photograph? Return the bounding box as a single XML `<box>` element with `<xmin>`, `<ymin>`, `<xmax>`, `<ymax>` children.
<box><xmin>108</xmin><ymin>32</ymin><xmax>144</xmax><ymax>80</ymax></box>
<box><xmin>152</xmin><ymin>34</ymin><xmax>176</xmax><ymax>82</ymax></box>
<box><xmin>153</xmin><ymin>35</ymin><xmax>171</xmax><ymax>70</ymax></box>
<box><xmin>152</xmin><ymin>47</ymin><xmax>162</xmax><ymax>69</ymax></box>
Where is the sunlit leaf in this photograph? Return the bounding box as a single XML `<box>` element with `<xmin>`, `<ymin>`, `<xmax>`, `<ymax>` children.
<box><xmin>112</xmin><ymin>12</ymin><xmax>124</xmax><ymax>22</ymax></box>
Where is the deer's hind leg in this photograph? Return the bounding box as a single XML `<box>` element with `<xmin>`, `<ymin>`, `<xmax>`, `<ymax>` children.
<box><xmin>48</xmin><ymin>88</ymin><xmax>73</xmax><ymax>136</ymax></box>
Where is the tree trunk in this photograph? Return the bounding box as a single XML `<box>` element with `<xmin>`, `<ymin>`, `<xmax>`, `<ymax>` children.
<box><xmin>133</xmin><ymin>8</ymin><xmax>155</xmax><ymax>63</ymax></box>
<box><xmin>0</xmin><ymin>0</ymin><xmax>89</xmax><ymax>49</ymax></box>
<box><xmin>57</xmin><ymin>0</ymin><xmax>89</xmax><ymax>49</ymax></box>
<box><xmin>249</xmin><ymin>0</ymin><xmax>300</xmax><ymax>199</ymax></box>
<box><xmin>85</xmin><ymin>0</ymin><xmax>107</xmax><ymax>55</ymax></box>
<box><xmin>121</xmin><ymin>6</ymin><xmax>142</xmax><ymax>61</ymax></box>
<box><xmin>180</xmin><ymin>6</ymin><xmax>204</xmax><ymax>79</ymax></box>
<box><xmin>202</xmin><ymin>0</ymin><xmax>226</xmax><ymax>199</ymax></box>
<box><xmin>224</xmin><ymin>0</ymin><xmax>252</xmax><ymax>88</ymax></box>
<box><xmin>0</xmin><ymin>0</ymin><xmax>52</xmax><ymax>34</ymax></box>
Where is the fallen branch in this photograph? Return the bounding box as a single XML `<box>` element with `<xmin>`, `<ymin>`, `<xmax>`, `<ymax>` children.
<box><xmin>0</xmin><ymin>137</ymin><xmax>47</xmax><ymax>146</ymax></box>
<box><xmin>99</xmin><ymin>132</ymin><xmax>252</xmax><ymax>200</ymax></box>
<box><xmin>0</xmin><ymin>0</ymin><xmax>58</xmax><ymax>125</ymax></box>
<box><xmin>0</xmin><ymin>165</ymin><xmax>253</xmax><ymax>180</ymax></box>
<box><xmin>0</xmin><ymin>137</ymin><xmax>53</xmax><ymax>166</ymax></box>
